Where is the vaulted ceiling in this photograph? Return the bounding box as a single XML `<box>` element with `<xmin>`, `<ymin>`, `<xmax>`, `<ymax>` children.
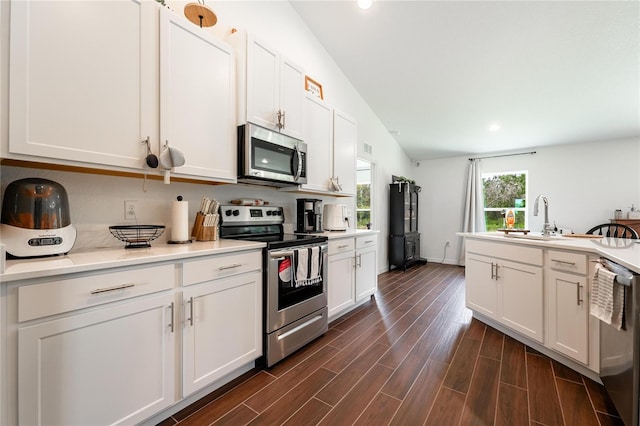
<box><xmin>291</xmin><ymin>1</ymin><xmax>640</xmax><ymax>160</ymax></box>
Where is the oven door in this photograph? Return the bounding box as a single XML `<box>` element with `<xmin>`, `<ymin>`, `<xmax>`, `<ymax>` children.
<box><xmin>239</xmin><ymin>123</ymin><xmax>307</xmax><ymax>185</ymax></box>
<box><xmin>266</xmin><ymin>243</ymin><xmax>327</xmax><ymax>333</ymax></box>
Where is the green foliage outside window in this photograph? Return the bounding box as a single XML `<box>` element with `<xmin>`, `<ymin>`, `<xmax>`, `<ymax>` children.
<box><xmin>483</xmin><ymin>172</ymin><xmax>527</xmax><ymax>231</ymax></box>
<box><xmin>357</xmin><ymin>183</ymin><xmax>371</xmax><ymax>229</ymax></box>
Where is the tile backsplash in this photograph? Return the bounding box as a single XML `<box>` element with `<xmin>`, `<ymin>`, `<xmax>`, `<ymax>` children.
<box><xmin>1</xmin><ymin>166</ymin><xmax>351</xmax><ymax>251</ymax></box>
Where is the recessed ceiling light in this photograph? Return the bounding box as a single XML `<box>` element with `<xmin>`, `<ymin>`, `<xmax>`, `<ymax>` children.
<box><xmin>488</xmin><ymin>123</ymin><xmax>501</xmax><ymax>132</ymax></box>
<box><xmin>357</xmin><ymin>0</ymin><xmax>373</xmax><ymax>10</ymax></box>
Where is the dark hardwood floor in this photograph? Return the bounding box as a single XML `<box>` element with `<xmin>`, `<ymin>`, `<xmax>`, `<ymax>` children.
<box><xmin>159</xmin><ymin>263</ymin><xmax>623</xmax><ymax>426</ymax></box>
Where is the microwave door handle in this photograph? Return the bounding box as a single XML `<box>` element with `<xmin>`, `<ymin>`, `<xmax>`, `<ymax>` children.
<box><xmin>292</xmin><ymin>145</ymin><xmax>302</xmax><ymax>181</ymax></box>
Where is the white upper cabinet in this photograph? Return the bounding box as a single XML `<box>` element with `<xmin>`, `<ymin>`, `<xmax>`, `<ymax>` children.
<box><xmin>228</xmin><ymin>31</ymin><xmax>304</xmax><ymax>139</ymax></box>
<box><xmin>8</xmin><ymin>0</ymin><xmax>158</xmax><ymax>169</ymax></box>
<box><xmin>159</xmin><ymin>8</ymin><xmax>236</xmax><ymax>182</ymax></box>
<box><xmin>332</xmin><ymin>109</ymin><xmax>357</xmax><ymax>195</ymax></box>
<box><xmin>300</xmin><ymin>94</ymin><xmax>333</xmax><ymax>192</ymax></box>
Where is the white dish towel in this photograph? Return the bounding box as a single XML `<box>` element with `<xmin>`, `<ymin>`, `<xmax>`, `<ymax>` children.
<box><xmin>294</xmin><ymin>246</ymin><xmax>322</xmax><ymax>287</ymax></box>
<box><xmin>591</xmin><ymin>263</ymin><xmax>625</xmax><ymax>330</ymax></box>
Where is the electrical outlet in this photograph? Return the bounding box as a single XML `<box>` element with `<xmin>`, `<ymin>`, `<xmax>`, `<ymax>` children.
<box><xmin>124</xmin><ymin>200</ymin><xmax>138</xmax><ymax>220</ymax></box>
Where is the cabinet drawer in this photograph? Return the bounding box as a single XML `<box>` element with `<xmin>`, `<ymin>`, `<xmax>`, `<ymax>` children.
<box><xmin>328</xmin><ymin>238</ymin><xmax>355</xmax><ymax>255</ymax></box>
<box><xmin>546</xmin><ymin>250</ymin><xmax>587</xmax><ymax>275</ymax></box>
<box><xmin>466</xmin><ymin>239</ymin><xmax>543</xmax><ymax>266</ymax></box>
<box><xmin>356</xmin><ymin>235</ymin><xmax>377</xmax><ymax>250</ymax></box>
<box><xmin>183</xmin><ymin>250</ymin><xmax>262</xmax><ymax>286</ymax></box>
<box><xmin>18</xmin><ymin>264</ymin><xmax>175</xmax><ymax>322</ymax></box>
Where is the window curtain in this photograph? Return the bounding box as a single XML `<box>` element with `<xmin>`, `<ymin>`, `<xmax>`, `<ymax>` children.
<box><xmin>459</xmin><ymin>159</ymin><xmax>485</xmax><ymax>265</ymax></box>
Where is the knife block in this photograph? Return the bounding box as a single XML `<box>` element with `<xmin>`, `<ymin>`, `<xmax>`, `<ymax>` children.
<box><xmin>191</xmin><ymin>212</ymin><xmax>218</xmax><ymax>241</ymax></box>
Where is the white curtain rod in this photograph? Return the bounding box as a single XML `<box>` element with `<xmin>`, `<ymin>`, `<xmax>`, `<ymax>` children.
<box><xmin>468</xmin><ymin>151</ymin><xmax>536</xmax><ymax>161</ymax></box>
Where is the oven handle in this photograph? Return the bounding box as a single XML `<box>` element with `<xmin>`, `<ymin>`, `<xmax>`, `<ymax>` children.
<box><xmin>269</xmin><ymin>245</ymin><xmax>328</xmax><ymax>259</ymax></box>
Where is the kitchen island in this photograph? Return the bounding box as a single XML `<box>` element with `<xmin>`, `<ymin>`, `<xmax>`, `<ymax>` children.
<box><xmin>460</xmin><ymin>231</ymin><xmax>640</xmax><ymax>382</ymax></box>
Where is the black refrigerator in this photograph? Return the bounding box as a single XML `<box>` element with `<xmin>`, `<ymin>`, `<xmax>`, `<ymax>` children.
<box><xmin>389</xmin><ymin>182</ymin><xmax>427</xmax><ymax>271</ymax></box>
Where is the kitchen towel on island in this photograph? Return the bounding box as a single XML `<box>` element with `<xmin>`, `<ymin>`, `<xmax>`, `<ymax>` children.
<box><xmin>293</xmin><ymin>246</ymin><xmax>322</xmax><ymax>287</ymax></box>
<box><xmin>591</xmin><ymin>263</ymin><xmax>625</xmax><ymax>330</ymax></box>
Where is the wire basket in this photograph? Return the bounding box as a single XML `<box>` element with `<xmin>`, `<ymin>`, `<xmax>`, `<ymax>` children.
<box><xmin>109</xmin><ymin>225</ymin><xmax>165</xmax><ymax>249</ymax></box>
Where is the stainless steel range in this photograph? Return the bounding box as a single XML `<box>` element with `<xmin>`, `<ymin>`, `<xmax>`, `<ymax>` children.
<box><xmin>219</xmin><ymin>205</ymin><xmax>328</xmax><ymax>367</ymax></box>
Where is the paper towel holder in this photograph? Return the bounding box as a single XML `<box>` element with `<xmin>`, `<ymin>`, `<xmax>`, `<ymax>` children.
<box><xmin>168</xmin><ymin>195</ymin><xmax>193</xmax><ymax>245</ymax></box>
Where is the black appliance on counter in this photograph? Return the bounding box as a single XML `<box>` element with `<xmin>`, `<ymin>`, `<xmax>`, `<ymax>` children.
<box><xmin>296</xmin><ymin>198</ymin><xmax>323</xmax><ymax>233</ymax></box>
<box><xmin>388</xmin><ymin>181</ymin><xmax>427</xmax><ymax>271</ymax></box>
<box><xmin>219</xmin><ymin>205</ymin><xmax>328</xmax><ymax>367</ymax></box>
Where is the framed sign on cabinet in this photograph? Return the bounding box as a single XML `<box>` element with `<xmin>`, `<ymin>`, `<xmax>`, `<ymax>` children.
<box><xmin>305</xmin><ymin>75</ymin><xmax>323</xmax><ymax>99</ymax></box>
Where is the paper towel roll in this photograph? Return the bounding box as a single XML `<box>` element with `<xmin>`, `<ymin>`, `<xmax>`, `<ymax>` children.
<box><xmin>171</xmin><ymin>198</ymin><xmax>189</xmax><ymax>242</ymax></box>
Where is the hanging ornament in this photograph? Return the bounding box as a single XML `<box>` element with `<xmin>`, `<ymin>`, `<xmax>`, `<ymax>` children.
<box><xmin>184</xmin><ymin>1</ymin><xmax>217</xmax><ymax>28</ymax></box>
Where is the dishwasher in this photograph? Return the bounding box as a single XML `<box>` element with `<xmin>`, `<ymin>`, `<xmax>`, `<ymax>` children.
<box><xmin>598</xmin><ymin>258</ymin><xmax>639</xmax><ymax>426</ymax></box>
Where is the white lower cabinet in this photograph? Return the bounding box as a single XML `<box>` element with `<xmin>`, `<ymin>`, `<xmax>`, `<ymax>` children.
<box><xmin>466</xmin><ymin>252</ymin><xmax>543</xmax><ymax>342</ymax></box>
<box><xmin>544</xmin><ymin>250</ymin><xmax>592</xmax><ymax>365</ymax></box>
<box><xmin>545</xmin><ymin>270</ymin><xmax>589</xmax><ymax>363</ymax></box>
<box><xmin>18</xmin><ymin>292</ymin><xmax>176</xmax><ymax>426</ymax></box>
<box><xmin>465</xmin><ymin>240</ymin><xmax>544</xmax><ymax>341</ymax></box>
<box><xmin>182</xmin><ymin>271</ymin><xmax>262</xmax><ymax>396</ymax></box>
<box><xmin>465</xmin><ymin>238</ymin><xmax>600</xmax><ymax>373</ymax></box>
<box><xmin>6</xmin><ymin>249</ymin><xmax>264</xmax><ymax>425</ymax></box>
<box><xmin>355</xmin><ymin>236</ymin><xmax>378</xmax><ymax>301</ymax></box>
<box><xmin>327</xmin><ymin>235</ymin><xmax>378</xmax><ymax>320</ymax></box>
<box><xmin>327</xmin><ymin>239</ymin><xmax>356</xmax><ymax>319</ymax></box>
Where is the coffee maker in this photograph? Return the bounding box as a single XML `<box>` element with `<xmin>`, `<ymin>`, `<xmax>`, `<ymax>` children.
<box><xmin>296</xmin><ymin>198</ymin><xmax>323</xmax><ymax>233</ymax></box>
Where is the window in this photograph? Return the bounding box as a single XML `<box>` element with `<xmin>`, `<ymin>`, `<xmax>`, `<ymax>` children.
<box><xmin>482</xmin><ymin>171</ymin><xmax>528</xmax><ymax>231</ymax></box>
<box><xmin>356</xmin><ymin>159</ymin><xmax>373</xmax><ymax>229</ymax></box>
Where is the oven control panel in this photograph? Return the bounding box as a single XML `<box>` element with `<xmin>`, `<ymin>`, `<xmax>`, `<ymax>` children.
<box><xmin>219</xmin><ymin>205</ymin><xmax>284</xmax><ymax>224</ymax></box>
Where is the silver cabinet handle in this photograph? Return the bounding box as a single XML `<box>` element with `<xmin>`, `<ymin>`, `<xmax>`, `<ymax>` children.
<box><xmin>494</xmin><ymin>264</ymin><xmax>500</xmax><ymax>280</ymax></box>
<box><xmin>90</xmin><ymin>283</ymin><xmax>134</xmax><ymax>295</ymax></box>
<box><xmin>576</xmin><ymin>282</ymin><xmax>583</xmax><ymax>305</ymax></box>
<box><xmin>551</xmin><ymin>259</ymin><xmax>576</xmax><ymax>266</ymax></box>
<box><xmin>490</xmin><ymin>263</ymin><xmax>495</xmax><ymax>280</ymax></box>
<box><xmin>364</xmin><ymin>240</ymin><xmax>374</xmax><ymax>244</ymax></box>
<box><xmin>186</xmin><ymin>297</ymin><xmax>194</xmax><ymax>326</ymax></box>
<box><xmin>338</xmin><ymin>244</ymin><xmax>350</xmax><ymax>249</ymax></box>
<box><xmin>168</xmin><ymin>302</ymin><xmax>175</xmax><ymax>333</ymax></box>
<box><xmin>219</xmin><ymin>263</ymin><xmax>242</xmax><ymax>270</ymax></box>
<box><xmin>358</xmin><ymin>254</ymin><xmax>362</xmax><ymax>268</ymax></box>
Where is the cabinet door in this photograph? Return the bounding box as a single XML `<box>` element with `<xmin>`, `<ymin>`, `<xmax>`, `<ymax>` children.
<box><xmin>18</xmin><ymin>293</ymin><xmax>176</xmax><ymax>426</ymax></box>
<box><xmin>160</xmin><ymin>9</ymin><xmax>236</xmax><ymax>182</ymax></box>
<box><xmin>182</xmin><ymin>271</ymin><xmax>262</xmax><ymax>396</ymax></box>
<box><xmin>498</xmin><ymin>259</ymin><xmax>543</xmax><ymax>342</ymax></box>
<box><xmin>301</xmin><ymin>94</ymin><xmax>333</xmax><ymax>192</ymax></box>
<box><xmin>9</xmin><ymin>0</ymin><xmax>157</xmax><ymax>169</ymax></box>
<box><xmin>546</xmin><ymin>270</ymin><xmax>589</xmax><ymax>363</ymax></box>
<box><xmin>465</xmin><ymin>254</ymin><xmax>498</xmax><ymax>319</ymax></box>
<box><xmin>332</xmin><ymin>109</ymin><xmax>357</xmax><ymax>195</ymax></box>
<box><xmin>328</xmin><ymin>251</ymin><xmax>356</xmax><ymax>320</ymax></box>
<box><xmin>356</xmin><ymin>246</ymin><xmax>377</xmax><ymax>301</ymax></box>
<box><xmin>279</xmin><ymin>56</ymin><xmax>304</xmax><ymax>139</ymax></box>
<box><xmin>246</xmin><ymin>37</ymin><xmax>279</xmax><ymax>131</ymax></box>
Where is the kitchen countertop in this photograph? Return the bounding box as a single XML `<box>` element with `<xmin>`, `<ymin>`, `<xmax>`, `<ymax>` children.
<box><xmin>1</xmin><ymin>230</ymin><xmax>379</xmax><ymax>282</ymax></box>
<box><xmin>1</xmin><ymin>239</ymin><xmax>266</xmax><ymax>283</ymax></box>
<box><xmin>460</xmin><ymin>232</ymin><xmax>640</xmax><ymax>274</ymax></box>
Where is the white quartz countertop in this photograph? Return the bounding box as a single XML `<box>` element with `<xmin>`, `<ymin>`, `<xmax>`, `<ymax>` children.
<box><xmin>1</xmin><ymin>239</ymin><xmax>266</xmax><ymax>282</ymax></box>
<box><xmin>460</xmin><ymin>232</ymin><xmax>640</xmax><ymax>274</ymax></box>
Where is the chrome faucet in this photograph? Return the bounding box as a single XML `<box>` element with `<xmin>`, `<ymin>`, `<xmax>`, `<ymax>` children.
<box><xmin>533</xmin><ymin>194</ymin><xmax>553</xmax><ymax>236</ymax></box>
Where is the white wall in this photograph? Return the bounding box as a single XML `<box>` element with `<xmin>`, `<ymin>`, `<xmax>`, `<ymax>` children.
<box><xmin>416</xmin><ymin>137</ymin><xmax>640</xmax><ymax>264</ymax></box>
<box><xmin>0</xmin><ymin>1</ymin><xmax>412</xmax><ymax>270</ymax></box>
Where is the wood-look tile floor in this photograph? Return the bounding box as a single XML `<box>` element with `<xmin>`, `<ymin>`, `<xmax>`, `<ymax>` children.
<box><xmin>159</xmin><ymin>263</ymin><xmax>624</xmax><ymax>426</ymax></box>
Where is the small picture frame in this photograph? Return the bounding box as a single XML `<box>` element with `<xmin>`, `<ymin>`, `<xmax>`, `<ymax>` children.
<box><xmin>305</xmin><ymin>75</ymin><xmax>324</xmax><ymax>99</ymax></box>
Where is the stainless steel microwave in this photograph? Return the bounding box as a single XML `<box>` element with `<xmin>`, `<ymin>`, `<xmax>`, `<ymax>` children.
<box><xmin>237</xmin><ymin>123</ymin><xmax>307</xmax><ymax>187</ymax></box>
